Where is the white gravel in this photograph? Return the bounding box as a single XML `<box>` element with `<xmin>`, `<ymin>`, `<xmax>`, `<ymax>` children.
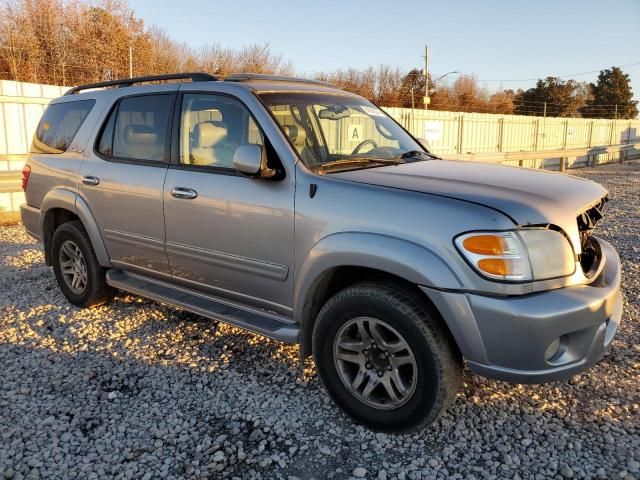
<box><xmin>1</xmin><ymin>161</ymin><xmax>639</xmax><ymax>480</ymax></box>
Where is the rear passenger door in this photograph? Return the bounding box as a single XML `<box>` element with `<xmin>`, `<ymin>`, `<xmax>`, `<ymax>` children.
<box><xmin>78</xmin><ymin>92</ymin><xmax>176</xmax><ymax>276</ymax></box>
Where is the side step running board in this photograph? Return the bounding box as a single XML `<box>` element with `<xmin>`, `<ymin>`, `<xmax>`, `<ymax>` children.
<box><xmin>106</xmin><ymin>270</ymin><xmax>299</xmax><ymax>343</ymax></box>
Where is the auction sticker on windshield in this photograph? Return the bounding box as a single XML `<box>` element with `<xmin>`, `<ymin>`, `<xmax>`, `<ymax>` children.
<box><xmin>360</xmin><ymin>105</ymin><xmax>385</xmax><ymax>117</ymax></box>
<box><xmin>348</xmin><ymin>124</ymin><xmax>364</xmax><ymax>142</ymax></box>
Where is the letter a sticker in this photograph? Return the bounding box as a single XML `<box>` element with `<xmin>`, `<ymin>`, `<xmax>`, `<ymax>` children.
<box><xmin>348</xmin><ymin>124</ymin><xmax>363</xmax><ymax>142</ymax></box>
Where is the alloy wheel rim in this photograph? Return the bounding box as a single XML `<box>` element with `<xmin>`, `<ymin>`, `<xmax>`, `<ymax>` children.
<box><xmin>59</xmin><ymin>240</ymin><xmax>88</xmax><ymax>294</ymax></box>
<box><xmin>333</xmin><ymin>316</ymin><xmax>418</xmax><ymax>410</ymax></box>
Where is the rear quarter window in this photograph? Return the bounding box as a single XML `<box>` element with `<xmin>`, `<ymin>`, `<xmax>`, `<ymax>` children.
<box><xmin>31</xmin><ymin>99</ymin><xmax>95</xmax><ymax>154</ymax></box>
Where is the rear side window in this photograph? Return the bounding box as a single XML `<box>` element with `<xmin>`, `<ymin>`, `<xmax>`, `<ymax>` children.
<box><xmin>97</xmin><ymin>94</ymin><xmax>173</xmax><ymax>162</ymax></box>
<box><xmin>31</xmin><ymin>100</ymin><xmax>95</xmax><ymax>154</ymax></box>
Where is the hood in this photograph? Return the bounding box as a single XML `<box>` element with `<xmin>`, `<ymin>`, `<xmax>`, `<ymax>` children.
<box><xmin>330</xmin><ymin>160</ymin><xmax>608</xmax><ymax>252</ymax></box>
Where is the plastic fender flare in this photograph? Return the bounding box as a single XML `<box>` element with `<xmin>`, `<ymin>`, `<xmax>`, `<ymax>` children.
<box><xmin>74</xmin><ymin>194</ymin><xmax>111</xmax><ymax>266</ymax></box>
<box><xmin>294</xmin><ymin>232</ymin><xmax>463</xmax><ymax>355</ymax></box>
<box><xmin>40</xmin><ymin>188</ymin><xmax>111</xmax><ymax>267</ymax></box>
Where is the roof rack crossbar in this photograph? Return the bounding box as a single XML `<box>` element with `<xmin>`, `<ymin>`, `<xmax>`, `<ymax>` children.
<box><xmin>224</xmin><ymin>73</ymin><xmax>336</xmax><ymax>88</ymax></box>
<box><xmin>64</xmin><ymin>72</ymin><xmax>218</xmax><ymax>96</ymax></box>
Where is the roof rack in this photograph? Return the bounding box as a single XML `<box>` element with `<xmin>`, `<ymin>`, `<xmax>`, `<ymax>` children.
<box><xmin>64</xmin><ymin>72</ymin><xmax>218</xmax><ymax>96</ymax></box>
<box><xmin>224</xmin><ymin>73</ymin><xmax>337</xmax><ymax>88</ymax></box>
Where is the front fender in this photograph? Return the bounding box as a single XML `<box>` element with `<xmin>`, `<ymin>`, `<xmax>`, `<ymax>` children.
<box><xmin>40</xmin><ymin>188</ymin><xmax>111</xmax><ymax>267</ymax></box>
<box><xmin>293</xmin><ymin>231</ymin><xmax>462</xmax><ymax>322</ymax></box>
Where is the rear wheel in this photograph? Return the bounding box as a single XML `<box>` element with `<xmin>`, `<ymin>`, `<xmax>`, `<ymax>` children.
<box><xmin>52</xmin><ymin>221</ymin><xmax>114</xmax><ymax>308</ymax></box>
<box><xmin>313</xmin><ymin>283</ymin><xmax>462</xmax><ymax>432</ymax></box>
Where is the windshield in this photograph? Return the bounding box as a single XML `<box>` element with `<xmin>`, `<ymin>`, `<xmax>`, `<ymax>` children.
<box><xmin>259</xmin><ymin>92</ymin><xmax>431</xmax><ymax>172</ymax></box>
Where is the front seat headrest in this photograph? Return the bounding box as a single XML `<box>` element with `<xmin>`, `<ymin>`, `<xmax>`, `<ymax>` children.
<box><xmin>193</xmin><ymin>121</ymin><xmax>228</xmax><ymax>148</ymax></box>
<box><xmin>283</xmin><ymin>125</ymin><xmax>307</xmax><ymax>147</ymax></box>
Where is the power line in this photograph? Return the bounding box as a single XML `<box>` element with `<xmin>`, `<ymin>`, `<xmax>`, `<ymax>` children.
<box><xmin>298</xmin><ymin>62</ymin><xmax>640</xmax><ymax>86</ymax></box>
<box><xmin>3</xmin><ymin>43</ymin><xmax>637</xmax><ymax>89</ymax></box>
<box><xmin>477</xmin><ymin>62</ymin><xmax>640</xmax><ymax>83</ymax></box>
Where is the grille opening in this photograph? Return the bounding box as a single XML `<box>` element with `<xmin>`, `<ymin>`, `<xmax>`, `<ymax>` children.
<box><xmin>579</xmin><ymin>235</ymin><xmax>602</xmax><ymax>277</ymax></box>
<box><xmin>577</xmin><ymin>196</ymin><xmax>607</xmax><ymax>276</ymax></box>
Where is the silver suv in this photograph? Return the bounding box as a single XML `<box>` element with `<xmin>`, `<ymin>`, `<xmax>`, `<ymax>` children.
<box><xmin>20</xmin><ymin>73</ymin><xmax>623</xmax><ymax>432</ymax></box>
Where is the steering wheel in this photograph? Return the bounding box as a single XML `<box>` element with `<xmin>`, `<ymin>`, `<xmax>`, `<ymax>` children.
<box><xmin>351</xmin><ymin>139</ymin><xmax>378</xmax><ymax>155</ymax></box>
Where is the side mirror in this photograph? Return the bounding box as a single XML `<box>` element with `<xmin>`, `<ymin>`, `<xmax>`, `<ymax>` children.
<box><xmin>233</xmin><ymin>144</ymin><xmax>276</xmax><ymax>179</ymax></box>
<box><xmin>416</xmin><ymin>138</ymin><xmax>432</xmax><ymax>152</ymax></box>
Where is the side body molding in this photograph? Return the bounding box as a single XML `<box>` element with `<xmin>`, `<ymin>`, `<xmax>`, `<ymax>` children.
<box><xmin>293</xmin><ymin>231</ymin><xmax>463</xmax><ymax>323</ymax></box>
<box><xmin>40</xmin><ymin>188</ymin><xmax>111</xmax><ymax>267</ymax></box>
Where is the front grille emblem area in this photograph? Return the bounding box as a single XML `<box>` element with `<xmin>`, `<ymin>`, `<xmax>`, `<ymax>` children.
<box><xmin>577</xmin><ymin>196</ymin><xmax>608</xmax><ymax>275</ymax></box>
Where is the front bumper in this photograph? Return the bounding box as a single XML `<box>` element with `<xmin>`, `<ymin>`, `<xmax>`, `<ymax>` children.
<box><xmin>421</xmin><ymin>237</ymin><xmax>623</xmax><ymax>384</ymax></box>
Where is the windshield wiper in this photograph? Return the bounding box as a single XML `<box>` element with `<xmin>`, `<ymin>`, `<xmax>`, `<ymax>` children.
<box><xmin>318</xmin><ymin>157</ymin><xmax>405</xmax><ymax>172</ymax></box>
<box><xmin>395</xmin><ymin>150</ymin><xmax>438</xmax><ymax>160</ymax></box>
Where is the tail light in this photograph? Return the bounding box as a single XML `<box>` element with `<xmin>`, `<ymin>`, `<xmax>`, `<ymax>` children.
<box><xmin>21</xmin><ymin>165</ymin><xmax>31</xmax><ymax>191</ymax></box>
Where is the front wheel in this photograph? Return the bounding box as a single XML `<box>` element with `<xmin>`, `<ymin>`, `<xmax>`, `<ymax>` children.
<box><xmin>313</xmin><ymin>283</ymin><xmax>462</xmax><ymax>432</ymax></box>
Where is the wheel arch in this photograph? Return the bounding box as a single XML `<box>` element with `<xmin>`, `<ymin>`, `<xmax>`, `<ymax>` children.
<box><xmin>295</xmin><ymin>232</ymin><xmax>463</xmax><ymax>357</ymax></box>
<box><xmin>40</xmin><ymin>188</ymin><xmax>110</xmax><ymax>267</ymax></box>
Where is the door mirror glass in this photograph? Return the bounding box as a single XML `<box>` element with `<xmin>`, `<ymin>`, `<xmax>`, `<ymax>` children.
<box><xmin>233</xmin><ymin>144</ymin><xmax>275</xmax><ymax>178</ymax></box>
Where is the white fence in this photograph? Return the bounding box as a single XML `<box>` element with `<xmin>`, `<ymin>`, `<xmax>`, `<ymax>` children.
<box><xmin>384</xmin><ymin>108</ymin><xmax>640</xmax><ymax>169</ymax></box>
<box><xmin>0</xmin><ymin>81</ymin><xmax>67</xmax><ymax>211</ymax></box>
<box><xmin>0</xmin><ymin>80</ymin><xmax>68</xmax><ymax>158</ymax></box>
<box><xmin>1</xmin><ymin>80</ymin><xmax>639</xmax><ymax>211</ymax></box>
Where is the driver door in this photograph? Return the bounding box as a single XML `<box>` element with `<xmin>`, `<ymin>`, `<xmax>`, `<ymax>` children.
<box><xmin>163</xmin><ymin>91</ymin><xmax>295</xmax><ymax>314</ymax></box>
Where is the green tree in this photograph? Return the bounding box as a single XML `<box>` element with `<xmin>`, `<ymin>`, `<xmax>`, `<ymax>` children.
<box><xmin>514</xmin><ymin>77</ymin><xmax>584</xmax><ymax>117</ymax></box>
<box><xmin>399</xmin><ymin>69</ymin><xmax>427</xmax><ymax>108</ymax></box>
<box><xmin>581</xmin><ymin>67</ymin><xmax>638</xmax><ymax>119</ymax></box>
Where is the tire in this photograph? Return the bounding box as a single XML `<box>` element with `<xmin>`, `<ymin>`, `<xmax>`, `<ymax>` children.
<box><xmin>51</xmin><ymin>220</ymin><xmax>114</xmax><ymax>308</ymax></box>
<box><xmin>312</xmin><ymin>283</ymin><xmax>462</xmax><ymax>432</ymax></box>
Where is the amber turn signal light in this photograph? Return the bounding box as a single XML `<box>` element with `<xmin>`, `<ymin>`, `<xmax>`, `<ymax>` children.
<box><xmin>477</xmin><ymin>258</ymin><xmax>509</xmax><ymax>276</ymax></box>
<box><xmin>455</xmin><ymin>231</ymin><xmax>532</xmax><ymax>281</ymax></box>
<box><xmin>462</xmin><ymin>235</ymin><xmax>504</xmax><ymax>255</ymax></box>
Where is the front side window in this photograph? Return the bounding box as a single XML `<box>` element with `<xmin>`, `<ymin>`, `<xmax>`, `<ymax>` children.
<box><xmin>31</xmin><ymin>100</ymin><xmax>95</xmax><ymax>154</ymax></box>
<box><xmin>259</xmin><ymin>92</ymin><xmax>432</xmax><ymax>172</ymax></box>
<box><xmin>179</xmin><ymin>93</ymin><xmax>264</xmax><ymax>169</ymax></box>
<box><xmin>97</xmin><ymin>94</ymin><xmax>173</xmax><ymax>162</ymax></box>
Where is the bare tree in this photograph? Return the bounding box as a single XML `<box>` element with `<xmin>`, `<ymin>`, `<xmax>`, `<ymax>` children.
<box><xmin>0</xmin><ymin>0</ymin><xmax>576</xmax><ymax>117</ymax></box>
<box><xmin>488</xmin><ymin>90</ymin><xmax>515</xmax><ymax>114</ymax></box>
<box><xmin>0</xmin><ymin>0</ymin><xmax>294</xmax><ymax>85</ymax></box>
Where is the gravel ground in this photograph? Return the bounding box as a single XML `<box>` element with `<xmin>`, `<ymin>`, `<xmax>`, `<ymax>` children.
<box><xmin>1</xmin><ymin>161</ymin><xmax>638</xmax><ymax>480</ymax></box>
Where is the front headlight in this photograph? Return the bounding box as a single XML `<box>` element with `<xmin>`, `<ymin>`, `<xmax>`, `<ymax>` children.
<box><xmin>455</xmin><ymin>229</ymin><xmax>575</xmax><ymax>282</ymax></box>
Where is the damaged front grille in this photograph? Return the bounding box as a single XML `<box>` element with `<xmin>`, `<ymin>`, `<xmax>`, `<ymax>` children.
<box><xmin>577</xmin><ymin>196</ymin><xmax>608</xmax><ymax>276</ymax></box>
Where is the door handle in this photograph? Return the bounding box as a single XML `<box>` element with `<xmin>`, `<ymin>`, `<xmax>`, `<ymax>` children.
<box><xmin>82</xmin><ymin>176</ymin><xmax>100</xmax><ymax>186</ymax></box>
<box><xmin>170</xmin><ymin>187</ymin><xmax>198</xmax><ymax>200</ymax></box>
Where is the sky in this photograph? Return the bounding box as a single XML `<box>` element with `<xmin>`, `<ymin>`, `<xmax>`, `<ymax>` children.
<box><xmin>128</xmin><ymin>0</ymin><xmax>640</xmax><ymax>100</ymax></box>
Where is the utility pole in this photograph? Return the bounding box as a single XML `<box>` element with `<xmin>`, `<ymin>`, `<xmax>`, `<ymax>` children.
<box><xmin>61</xmin><ymin>25</ymin><xmax>68</xmax><ymax>86</ymax></box>
<box><xmin>541</xmin><ymin>102</ymin><xmax>547</xmax><ymax>152</ymax></box>
<box><xmin>410</xmin><ymin>86</ymin><xmax>416</xmax><ymax>133</ymax></box>
<box><xmin>614</xmin><ymin>104</ymin><xmax>618</xmax><ymax>120</ymax></box>
<box><xmin>129</xmin><ymin>45</ymin><xmax>133</xmax><ymax>78</ymax></box>
<box><xmin>422</xmin><ymin>45</ymin><xmax>430</xmax><ymax>110</ymax></box>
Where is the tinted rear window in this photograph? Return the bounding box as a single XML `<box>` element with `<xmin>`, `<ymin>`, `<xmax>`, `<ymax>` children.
<box><xmin>31</xmin><ymin>100</ymin><xmax>95</xmax><ymax>154</ymax></box>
